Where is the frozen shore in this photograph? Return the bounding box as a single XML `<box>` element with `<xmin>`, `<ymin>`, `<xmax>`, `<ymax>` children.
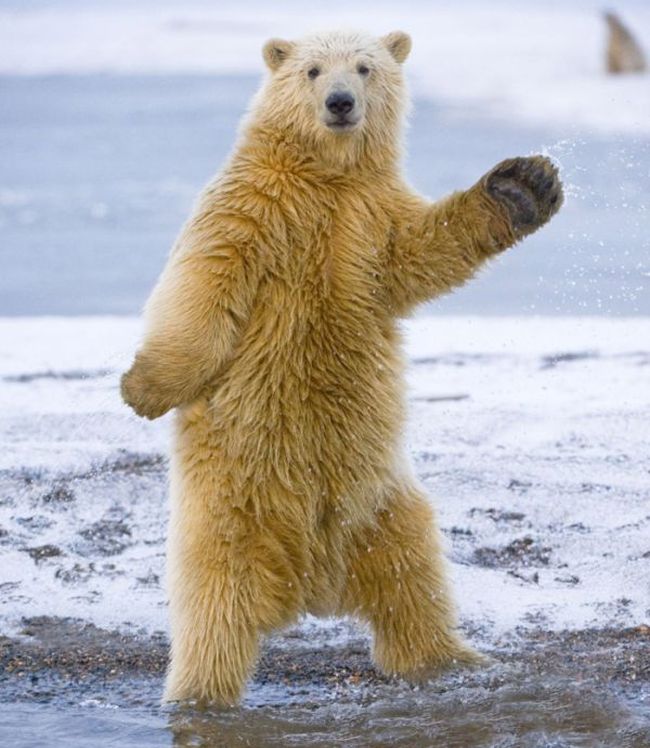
<box><xmin>0</xmin><ymin>314</ymin><xmax>647</xmax><ymax>638</ymax></box>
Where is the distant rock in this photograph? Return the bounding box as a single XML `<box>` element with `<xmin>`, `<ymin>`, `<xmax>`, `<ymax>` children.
<box><xmin>604</xmin><ymin>11</ymin><xmax>647</xmax><ymax>74</ymax></box>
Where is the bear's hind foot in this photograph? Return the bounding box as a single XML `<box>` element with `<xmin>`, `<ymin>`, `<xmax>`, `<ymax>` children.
<box><xmin>162</xmin><ymin>668</ymin><xmax>245</xmax><ymax>708</ymax></box>
<box><xmin>374</xmin><ymin>636</ymin><xmax>488</xmax><ymax>683</ymax></box>
<box><xmin>413</xmin><ymin>641</ymin><xmax>489</xmax><ymax>682</ymax></box>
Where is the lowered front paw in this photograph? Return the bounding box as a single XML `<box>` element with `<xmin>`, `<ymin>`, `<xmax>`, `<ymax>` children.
<box><xmin>120</xmin><ymin>357</ymin><xmax>173</xmax><ymax>420</ymax></box>
<box><xmin>483</xmin><ymin>155</ymin><xmax>563</xmax><ymax>238</ymax></box>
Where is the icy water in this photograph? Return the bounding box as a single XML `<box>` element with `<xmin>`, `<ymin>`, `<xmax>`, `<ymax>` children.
<box><xmin>1</xmin><ymin>74</ymin><xmax>649</xmax><ymax>316</ymax></box>
<box><xmin>3</xmin><ymin>675</ymin><xmax>649</xmax><ymax>748</ymax></box>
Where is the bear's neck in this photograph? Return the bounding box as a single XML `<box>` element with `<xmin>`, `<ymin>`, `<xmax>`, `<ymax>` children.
<box><xmin>240</xmin><ymin>117</ymin><xmax>403</xmax><ymax>178</ymax></box>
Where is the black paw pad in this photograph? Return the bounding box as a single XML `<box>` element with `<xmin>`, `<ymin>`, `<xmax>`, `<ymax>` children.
<box><xmin>484</xmin><ymin>156</ymin><xmax>564</xmax><ymax>235</ymax></box>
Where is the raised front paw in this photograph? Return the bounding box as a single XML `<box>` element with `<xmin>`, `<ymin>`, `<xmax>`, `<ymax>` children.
<box><xmin>120</xmin><ymin>356</ymin><xmax>173</xmax><ymax>420</ymax></box>
<box><xmin>482</xmin><ymin>155</ymin><xmax>563</xmax><ymax>238</ymax></box>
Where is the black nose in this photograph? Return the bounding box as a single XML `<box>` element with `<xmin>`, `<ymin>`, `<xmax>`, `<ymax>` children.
<box><xmin>326</xmin><ymin>91</ymin><xmax>355</xmax><ymax>116</ymax></box>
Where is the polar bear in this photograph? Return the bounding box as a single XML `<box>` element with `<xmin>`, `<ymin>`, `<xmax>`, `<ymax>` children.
<box><xmin>121</xmin><ymin>29</ymin><xmax>563</xmax><ymax>704</ymax></box>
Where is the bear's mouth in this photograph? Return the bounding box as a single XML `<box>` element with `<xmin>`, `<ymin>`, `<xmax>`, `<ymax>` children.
<box><xmin>326</xmin><ymin>117</ymin><xmax>360</xmax><ymax>132</ymax></box>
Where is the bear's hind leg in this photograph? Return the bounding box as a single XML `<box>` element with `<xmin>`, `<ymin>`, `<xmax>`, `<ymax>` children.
<box><xmin>163</xmin><ymin>472</ymin><xmax>305</xmax><ymax>705</ymax></box>
<box><xmin>163</xmin><ymin>516</ymin><xmax>262</xmax><ymax>706</ymax></box>
<box><xmin>163</xmin><ymin>499</ymin><xmax>306</xmax><ymax>706</ymax></box>
<box><xmin>340</xmin><ymin>482</ymin><xmax>481</xmax><ymax>678</ymax></box>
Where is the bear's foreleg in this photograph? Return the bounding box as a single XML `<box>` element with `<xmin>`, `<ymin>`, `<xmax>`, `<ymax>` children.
<box><xmin>340</xmin><ymin>482</ymin><xmax>481</xmax><ymax>678</ymax></box>
<box><xmin>121</xmin><ymin>218</ymin><xmax>260</xmax><ymax>421</ymax></box>
<box><xmin>384</xmin><ymin>155</ymin><xmax>563</xmax><ymax>314</ymax></box>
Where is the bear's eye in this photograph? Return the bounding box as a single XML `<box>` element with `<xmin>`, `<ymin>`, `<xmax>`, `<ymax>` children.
<box><xmin>307</xmin><ymin>67</ymin><xmax>320</xmax><ymax>80</ymax></box>
<box><xmin>357</xmin><ymin>64</ymin><xmax>370</xmax><ymax>76</ymax></box>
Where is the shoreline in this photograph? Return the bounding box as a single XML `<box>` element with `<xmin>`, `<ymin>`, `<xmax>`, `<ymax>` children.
<box><xmin>1</xmin><ymin>616</ymin><xmax>648</xmax><ymax>745</ymax></box>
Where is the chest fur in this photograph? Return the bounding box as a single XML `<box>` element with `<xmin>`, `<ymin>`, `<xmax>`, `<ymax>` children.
<box><xmin>277</xmin><ymin>184</ymin><xmax>392</xmax><ymax>304</ymax></box>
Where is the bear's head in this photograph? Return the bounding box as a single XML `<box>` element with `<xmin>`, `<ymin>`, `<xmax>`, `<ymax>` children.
<box><xmin>254</xmin><ymin>30</ymin><xmax>412</xmax><ymax>168</ymax></box>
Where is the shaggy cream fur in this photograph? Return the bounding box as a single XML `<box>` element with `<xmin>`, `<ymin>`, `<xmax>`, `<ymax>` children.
<box><xmin>121</xmin><ymin>30</ymin><xmax>563</xmax><ymax>705</ymax></box>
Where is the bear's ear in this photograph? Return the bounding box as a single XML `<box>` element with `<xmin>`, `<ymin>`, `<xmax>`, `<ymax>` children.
<box><xmin>381</xmin><ymin>31</ymin><xmax>412</xmax><ymax>64</ymax></box>
<box><xmin>263</xmin><ymin>39</ymin><xmax>295</xmax><ymax>71</ymax></box>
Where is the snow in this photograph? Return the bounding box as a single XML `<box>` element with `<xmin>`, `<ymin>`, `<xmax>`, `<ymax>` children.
<box><xmin>0</xmin><ymin>0</ymin><xmax>649</xmax><ymax>135</ymax></box>
<box><xmin>404</xmin><ymin>317</ymin><xmax>650</xmax><ymax>633</ymax></box>
<box><xmin>0</xmin><ymin>315</ymin><xmax>647</xmax><ymax>641</ymax></box>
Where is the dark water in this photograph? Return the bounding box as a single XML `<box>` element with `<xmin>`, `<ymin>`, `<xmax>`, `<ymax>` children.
<box><xmin>0</xmin><ymin>74</ymin><xmax>648</xmax><ymax>316</ymax></box>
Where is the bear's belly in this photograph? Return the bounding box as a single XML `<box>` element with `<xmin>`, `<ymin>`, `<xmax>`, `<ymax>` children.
<box><xmin>210</xmin><ymin>298</ymin><xmax>406</xmax><ymax>489</ymax></box>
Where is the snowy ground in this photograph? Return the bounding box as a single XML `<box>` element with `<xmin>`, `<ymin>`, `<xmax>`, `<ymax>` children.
<box><xmin>1</xmin><ymin>315</ymin><xmax>648</xmax><ymax>642</ymax></box>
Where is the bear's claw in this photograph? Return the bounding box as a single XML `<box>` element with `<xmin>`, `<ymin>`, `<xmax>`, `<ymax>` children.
<box><xmin>483</xmin><ymin>155</ymin><xmax>563</xmax><ymax>237</ymax></box>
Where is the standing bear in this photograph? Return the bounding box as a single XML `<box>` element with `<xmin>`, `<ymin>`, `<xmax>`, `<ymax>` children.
<box><xmin>122</xmin><ymin>30</ymin><xmax>563</xmax><ymax>704</ymax></box>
